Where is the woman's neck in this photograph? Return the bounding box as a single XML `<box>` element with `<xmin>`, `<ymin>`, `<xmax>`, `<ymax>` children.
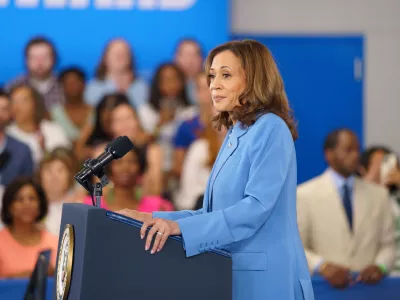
<box><xmin>113</xmin><ymin>186</ymin><xmax>136</xmax><ymax>201</ymax></box>
<box><xmin>65</xmin><ymin>97</ymin><xmax>85</xmax><ymax>108</ymax></box>
<box><xmin>46</xmin><ymin>189</ymin><xmax>66</xmax><ymax>203</ymax></box>
<box><xmin>17</xmin><ymin>120</ymin><xmax>38</xmax><ymax>133</ymax></box>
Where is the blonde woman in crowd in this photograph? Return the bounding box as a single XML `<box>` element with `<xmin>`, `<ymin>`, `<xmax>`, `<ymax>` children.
<box><xmin>85</xmin><ymin>38</ymin><xmax>149</xmax><ymax>109</ymax></box>
<box><xmin>39</xmin><ymin>147</ymin><xmax>79</xmax><ymax>236</ymax></box>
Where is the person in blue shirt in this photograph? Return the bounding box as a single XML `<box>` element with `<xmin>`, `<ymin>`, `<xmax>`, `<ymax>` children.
<box><xmin>0</xmin><ymin>89</ymin><xmax>33</xmax><ymax>186</ymax></box>
<box><xmin>118</xmin><ymin>40</ymin><xmax>314</xmax><ymax>300</ymax></box>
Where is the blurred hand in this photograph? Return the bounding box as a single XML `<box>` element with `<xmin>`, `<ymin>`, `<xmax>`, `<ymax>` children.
<box><xmin>319</xmin><ymin>262</ymin><xmax>352</xmax><ymax>289</ymax></box>
<box><xmin>383</xmin><ymin>168</ymin><xmax>400</xmax><ymax>188</ymax></box>
<box><xmin>359</xmin><ymin>163</ymin><xmax>381</xmax><ymax>184</ymax></box>
<box><xmin>116</xmin><ymin>209</ymin><xmax>152</xmax><ymax>223</ymax></box>
<box><xmin>356</xmin><ymin>265</ymin><xmax>384</xmax><ymax>284</ymax></box>
<box><xmin>141</xmin><ymin>218</ymin><xmax>181</xmax><ymax>254</ymax></box>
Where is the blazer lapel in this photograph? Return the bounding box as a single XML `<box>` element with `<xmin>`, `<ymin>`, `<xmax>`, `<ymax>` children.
<box><xmin>207</xmin><ymin>123</ymin><xmax>248</xmax><ymax>211</ymax></box>
<box><xmin>350</xmin><ymin>178</ymin><xmax>371</xmax><ymax>248</ymax></box>
<box><xmin>202</xmin><ymin>129</ymin><xmax>230</xmax><ymax>212</ymax></box>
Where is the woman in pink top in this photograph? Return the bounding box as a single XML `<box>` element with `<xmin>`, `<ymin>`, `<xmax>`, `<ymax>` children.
<box><xmin>0</xmin><ymin>177</ymin><xmax>58</xmax><ymax>279</ymax></box>
<box><xmin>83</xmin><ymin>145</ymin><xmax>173</xmax><ymax>212</ymax></box>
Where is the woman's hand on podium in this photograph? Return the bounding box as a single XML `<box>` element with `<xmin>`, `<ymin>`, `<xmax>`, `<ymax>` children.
<box><xmin>116</xmin><ymin>209</ymin><xmax>152</xmax><ymax>222</ymax></box>
<box><xmin>140</xmin><ymin>218</ymin><xmax>181</xmax><ymax>254</ymax></box>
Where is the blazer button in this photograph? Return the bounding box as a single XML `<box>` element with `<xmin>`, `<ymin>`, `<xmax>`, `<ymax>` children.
<box><xmin>228</xmin><ymin>142</ymin><xmax>232</xmax><ymax>148</ymax></box>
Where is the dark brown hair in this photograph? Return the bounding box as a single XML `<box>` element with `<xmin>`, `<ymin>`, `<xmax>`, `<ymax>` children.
<box><xmin>24</xmin><ymin>36</ymin><xmax>57</xmax><ymax>66</ymax></box>
<box><xmin>204</xmin><ymin>39</ymin><xmax>298</xmax><ymax>140</ymax></box>
<box><xmin>1</xmin><ymin>177</ymin><xmax>48</xmax><ymax>226</ymax></box>
<box><xmin>202</xmin><ymin>121</ymin><xmax>222</xmax><ymax>168</ymax></box>
<box><xmin>95</xmin><ymin>38</ymin><xmax>135</xmax><ymax>80</ymax></box>
<box><xmin>9</xmin><ymin>83</ymin><xmax>47</xmax><ymax>125</ymax></box>
<box><xmin>149</xmin><ymin>63</ymin><xmax>190</xmax><ymax>112</ymax></box>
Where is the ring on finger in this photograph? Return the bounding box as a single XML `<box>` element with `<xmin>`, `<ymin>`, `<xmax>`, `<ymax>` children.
<box><xmin>156</xmin><ymin>231</ymin><xmax>164</xmax><ymax>236</ymax></box>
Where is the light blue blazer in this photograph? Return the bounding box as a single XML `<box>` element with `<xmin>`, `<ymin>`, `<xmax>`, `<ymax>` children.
<box><xmin>154</xmin><ymin>113</ymin><xmax>315</xmax><ymax>300</ymax></box>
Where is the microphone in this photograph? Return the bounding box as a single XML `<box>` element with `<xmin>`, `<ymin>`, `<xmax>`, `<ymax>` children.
<box><xmin>74</xmin><ymin>136</ymin><xmax>133</xmax><ymax>192</ymax></box>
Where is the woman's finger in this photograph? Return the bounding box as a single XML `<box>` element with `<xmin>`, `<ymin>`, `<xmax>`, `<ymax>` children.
<box><xmin>157</xmin><ymin>227</ymin><xmax>171</xmax><ymax>252</ymax></box>
<box><xmin>145</xmin><ymin>221</ymin><xmax>160</xmax><ymax>251</ymax></box>
<box><xmin>141</xmin><ymin>219</ymin><xmax>155</xmax><ymax>240</ymax></box>
<box><xmin>151</xmin><ymin>226</ymin><xmax>165</xmax><ymax>254</ymax></box>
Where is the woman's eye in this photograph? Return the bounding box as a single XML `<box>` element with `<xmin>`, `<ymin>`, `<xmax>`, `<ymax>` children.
<box><xmin>208</xmin><ymin>74</ymin><xmax>215</xmax><ymax>79</ymax></box>
<box><xmin>223</xmin><ymin>73</ymin><xmax>231</xmax><ymax>78</ymax></box>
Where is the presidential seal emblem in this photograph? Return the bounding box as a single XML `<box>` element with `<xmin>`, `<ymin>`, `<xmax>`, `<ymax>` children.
<box><xmin>56</xmin><ymin>224</ymin><xmax>74</xmax><ymax>300</ymax></box>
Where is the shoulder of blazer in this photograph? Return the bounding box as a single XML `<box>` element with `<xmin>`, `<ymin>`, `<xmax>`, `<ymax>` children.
<box><xmin>297</xmin><ymin>172</ymin><xmax>332</xmax><ymax>199</ymax></box>
<box><xmin>355</xmin><ymin>177</ymin><xmax>390</xmax><ymax>203</ymax></box>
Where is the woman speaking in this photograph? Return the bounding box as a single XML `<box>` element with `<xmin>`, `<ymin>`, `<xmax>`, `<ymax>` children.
<box><xmin>118</xmin><ymin>39</ymin><xmax>314</xmax><ymax>300</ymax></box>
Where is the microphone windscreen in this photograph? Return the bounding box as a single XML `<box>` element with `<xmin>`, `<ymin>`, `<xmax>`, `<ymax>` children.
<box><xmin>108</xmin><ymin>136</ymin><xmax>134</xmax><ymax>159</ymax></box>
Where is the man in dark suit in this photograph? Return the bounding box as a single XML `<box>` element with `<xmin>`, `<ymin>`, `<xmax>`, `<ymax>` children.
<box><xmin>0</xmin><ymin>88</ymin><xmax>33</xmax><ymax>185</ymax></box>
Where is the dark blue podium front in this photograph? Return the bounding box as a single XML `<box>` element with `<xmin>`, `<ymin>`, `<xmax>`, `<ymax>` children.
<box><xmin>53</xmin><ymin>204</ymin><xmax>232</xmax><ymax>300</ymax></box>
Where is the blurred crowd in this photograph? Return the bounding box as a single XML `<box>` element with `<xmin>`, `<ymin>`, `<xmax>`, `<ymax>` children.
<box><xmin>0</xmin><ymin>36</ymin><xmax>399</xmax><ymax>290</ymax></box>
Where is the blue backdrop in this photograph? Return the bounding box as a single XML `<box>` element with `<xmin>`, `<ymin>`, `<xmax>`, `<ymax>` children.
<box><xmin>0</xmin><ymin>0</ymin><xmax>229</xmax><ymax>84</ymax></box>
<box><xmin>232</xmin><ymin>35</ymin><xmax>364</xmax><ymax>183</ymax></box>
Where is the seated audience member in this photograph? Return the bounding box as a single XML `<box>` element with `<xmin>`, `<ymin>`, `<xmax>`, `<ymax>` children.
<box><xmin>74</xmin><ymin>93</ymin><xmax>118</xmax><ymax>162</ymax></box>
<box><xmin>83</xmin><ymin>146</ymin><xmax>173</xmax><ymax>212</ymax></box>
<box><xmin>138</xmin><ymin>63</ymin><xmax>196</xmax><ymax>135</ymax></box>
<box><xmin>5</xmin><ymin>36</ymin><xmax>64</xmax><ymax>111</ymax></box>
<box><xmin>172</xmin><ymin>71</ymin><xmax>214</xmax><ymax>178</ymax></box>
<box><xmin>51</xmin><ymin>67</ymin><xmax>93</xmax><ymax>143</ymax></box>
<box><xmin>7</xmin><ymin>84</ymin><xmax>70</xmax><ymax>166</ymax></box>
<box><xmin>297</xmin><ymin>129</ymin><xmax>395</xmax><ymax>288</ymax></box>
<box><xmin>85</xmin><ymin>38</ymin><xmax>148</xmax><ymax>109</ymax></box>
<box><xmin>39</xmin><ymin>147</ymin><xmax>78</xmax><ymax>236</ymax></box>
<box><xmin>138</xmin><ymin>63</ymin><xmax>196</xmax><ymax>192</ymax></box>
<box><xmin>110</xmin><ymin>94</ymin><xmax>163</xmax><ymax>196</ymax></box>
<box><xmin>174</xmin><ymin>118</ymin><xmax>226</xmax><ymax>210</ymax></box>
<box><xmin>174</xmin><ymin>38</ymin><xmax>204</xmax><ymax>104</ymax></box>
<box><xmin>0</xmin><ymin>89</ymin><xmax>33</xmax><ymax>186</ymax></box>
<box><xmin>0</xmin><ymin>177</ymin><xmax>58</xmax><ymax>279</ymax></box>
<box><xmin>359</xmin><ymin>146</ymin><xmax>400</xmax><ymax>274</ymax></box>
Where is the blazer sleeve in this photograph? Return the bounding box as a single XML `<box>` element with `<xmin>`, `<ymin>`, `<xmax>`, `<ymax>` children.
<box><xmin>153</xmin><ymin>209</ymin><xmax>203</xmax><ymax>222</ymax></box>
<box><xmin>176</xmin><ymin>121</ymin><xmax>294</xmax><ymax>257</ymax></box>
<box><xmin>374</xmin><ymin>192</ymin><xmax>396</xmax><ymax>271</ymax></box>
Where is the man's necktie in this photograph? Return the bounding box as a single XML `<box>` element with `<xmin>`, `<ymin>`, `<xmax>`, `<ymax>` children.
<box><xmin>342</xmin><ymin>183</ymin><xmax>353</xmax><ymax>231</ymax></box>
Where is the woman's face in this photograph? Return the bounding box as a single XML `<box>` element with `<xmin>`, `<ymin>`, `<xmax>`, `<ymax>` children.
<box><xmin>111</xmin><ymin>151</ymin><xmax>140</xmax><ymax>188</ymax></box>
<box><xmin>208</xmin><ymin>50</ymin><xmax>246</xmax><ymax>112</ymax></box>
<box><xmin>111</xmin><ymin>104</ymin><xmax>140</xmax><ymax>140</ymax></box>
<box><xmin>41</xmin><ymin>160</ymin><xmax>71</xmax><ymax>198</ymax></box>
<box><xmin>11</xmin><ymin>87</ymin><xmax>36</xmax><ymax>124</ymax></box>
<box><xmin>175</xmin><ymin>41</ymin><xmax>203</xmax><ymax>78</ymax></box>
<box><xmin>62</xmin><ymin>72</ymin><xmax>84</xmax><ymax>100</ymax></box>
<box><xmin>105</xmin><ymin>39</ymin><xmax>131</xmax><ymax>74</ymax></box>
<box><xmin>159</xmin><ymin>66</ymin><xmax>183</xmax><ymax>98</ymax></box>
<box><xmin>10</xmin><ymin>184</ymin><xmax>40</xmax><ymax>225</ymax></box>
